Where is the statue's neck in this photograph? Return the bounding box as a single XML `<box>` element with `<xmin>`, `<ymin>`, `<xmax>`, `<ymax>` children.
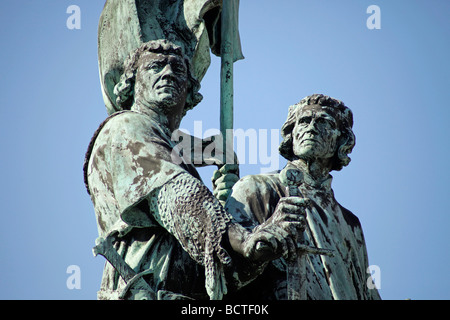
<box><xmin>291</xmin><ymin>158</ymin><xmax>332</xmax><ymax>185</ymax></box>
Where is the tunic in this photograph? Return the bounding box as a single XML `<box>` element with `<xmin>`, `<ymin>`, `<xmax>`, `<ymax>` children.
<box><xmin>225</xmin><ymin>168</ymin><xmax>381</xmax><ymax>300</ymax></box>
<box><xmin>84</xmin><ymin>110</ymin><xmax>233</xmax><ymax>300</ymax></box>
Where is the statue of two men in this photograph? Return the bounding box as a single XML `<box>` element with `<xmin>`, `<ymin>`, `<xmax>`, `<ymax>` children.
<box><xmin>84</xmin><ymin>40</ymin><xmax>308</xmax><ymax>300</ymax></box>
<box><xmin>87</xmin><ymin>0</ymin><xmax>383</xmax><ymax>299</ymax></box>
<box><xmin>85</xmin><ymin>38</ymin><xmax>380</xmax><ymax>300</ymax></box>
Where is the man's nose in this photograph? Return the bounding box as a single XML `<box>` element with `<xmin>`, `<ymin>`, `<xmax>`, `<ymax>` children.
<box><xmin>160</xmin><ymin>64</ymin><xmax>175</xmax><ymax>78</ymax></box>
<box><xmin>305</xmin><ymin>119</ymin><xmax>319</xmax><ymax>133</ymax></box>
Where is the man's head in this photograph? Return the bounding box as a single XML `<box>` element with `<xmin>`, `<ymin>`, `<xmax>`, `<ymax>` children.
<box><xmin>113</xmin><ymin>40</ymin><xmax>203</xmax><ymax>116</ymax></box>
<box><xmin>279</xmin><ymin>94</ymin><xmax>356</xmax><ymax>171</ymax></box>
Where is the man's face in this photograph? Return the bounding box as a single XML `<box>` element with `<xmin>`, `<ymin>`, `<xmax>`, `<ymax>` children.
<box><xmin>292</xmin><ymin>104</ymin><xmax>342</xmax><ymax>161</ymax></box>
<box><xmin>134</xmin><ymin>51</ymin><xmax>188</xmax><ymax>113</ymax></box>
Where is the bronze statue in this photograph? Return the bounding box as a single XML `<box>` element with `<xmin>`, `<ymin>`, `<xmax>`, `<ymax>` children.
<box><xmin>85</xmin><ymin>0</ymin><xmax>381</xmax><ymax>301</ymax></box>
<box><xmin>85</xmin><ymin>40</ymin><xmax>304</xmax><ymax>300</ymax></box>
<box><xmin>221</xmin><ymin>94</ymin><xmax>382</xmax><ymax>299</ymax></box>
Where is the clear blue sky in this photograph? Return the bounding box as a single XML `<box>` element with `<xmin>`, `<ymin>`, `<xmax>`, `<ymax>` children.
<box><xmin>0</xmin><ymin>1</ymin><xmax>449</xmax><ymax>300</ymax></box>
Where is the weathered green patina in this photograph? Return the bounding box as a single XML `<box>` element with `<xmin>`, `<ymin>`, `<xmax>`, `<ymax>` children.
<box><xmin>221</xmin><ymin>94</ymin><xmax>382</xmax><ymax>300</ymax></box>
<box><xmin>98</xmin><ymin>0</ymin><xmax>243</xmax><ymax>116</ymax></box>
<box><xmin>85</xmin><ymin>37</ymin><xmax>305</xmax><ymax>300</ymax></box>
<box><xmin>219</xmin><ymin>0</ymin><xmax>242</xmax><ymax>165</ymax></box>
<box><xmin>86</xmin><ymin>0</ymin><xmax>380</xmax><ymax>301</ymax></box>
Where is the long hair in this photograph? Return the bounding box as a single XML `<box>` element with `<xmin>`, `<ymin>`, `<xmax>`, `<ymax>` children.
<box><xmin>279</xmin><ymin>94</ymin><xmax>356</xmax><ymax>171</ymax></box>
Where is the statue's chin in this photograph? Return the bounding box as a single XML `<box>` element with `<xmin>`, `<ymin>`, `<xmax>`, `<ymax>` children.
<box><xmin>293</xmin><ymin>147</ymin><xmax>315</xmax><ymax>160</ymax></box>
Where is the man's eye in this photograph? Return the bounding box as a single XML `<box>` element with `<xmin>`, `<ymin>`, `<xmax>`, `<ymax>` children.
<box><xmin>298</xmin><ymin>117</ymin><xmax>311</xmax><ymax>125</ymax></box>
<box><xmin>323</xmin><ymin>118</ymin><xmax>337</xmax><ymax>128</ymax></box>
<box><xmin>148</xmin><ymin>63</ymin><xmax>163</xmax><ymax>71</ymax></box>
<box><xmin>173</xmin><ymin>64</ymin><xmax>186</xmax><ymax>74</ymax></box>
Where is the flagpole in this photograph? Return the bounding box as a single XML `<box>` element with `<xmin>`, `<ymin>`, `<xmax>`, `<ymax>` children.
<box><xmin>220</xmin><ymin>0</ymin><xmax>234</xmax><ymax>165</ymax></box>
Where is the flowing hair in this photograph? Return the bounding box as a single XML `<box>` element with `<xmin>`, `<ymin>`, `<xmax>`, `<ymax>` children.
<box><xmin>279</xmin><ymin>94</ymin><xmax>356</xmax><ymax>171</ymax></box>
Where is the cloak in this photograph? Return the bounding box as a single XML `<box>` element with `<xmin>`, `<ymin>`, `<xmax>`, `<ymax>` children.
<box><xmin>84</xmin><ymin>111</ymin><xmax>230</xmax><ymax>300</ymax></box>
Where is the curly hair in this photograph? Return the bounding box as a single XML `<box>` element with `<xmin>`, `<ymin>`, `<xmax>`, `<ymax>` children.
<box><xmin>113</xmin><ymin>39</ymin><xmax>203</xmax><ymax>116</ymax></box>
<box><xmin>279</xmin><ymin>94</ymin><xmax>356</xmax><ymax>171</ymax></box>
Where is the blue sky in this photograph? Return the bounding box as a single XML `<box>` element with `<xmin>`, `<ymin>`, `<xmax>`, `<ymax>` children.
<box><xmin>0</xmin><ymin>1</ymin><xmax>449</xmax><ymax>300</ymax></box>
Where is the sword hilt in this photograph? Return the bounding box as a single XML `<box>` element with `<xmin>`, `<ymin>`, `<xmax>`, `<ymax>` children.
<box><xmin>93</xmin><ymin>235</ymin><xmax>156</xmax><ymax>300</ymax></box>
<box><xmin>280</xmin><ymin>166</ymin><xmax>303</xmax><ymax>197</ymax></box>
<box><xmin>93</xmin><ymin>235</ymin><xmax>136</xmax><ymax>284</ymax></box>
<box><xmin>92</xmin><ymin>236</ymin><xmax>112</xmax><ymax>258</ymax></box>
<box><xmin>279</xmin><ymin>164</ymin><xmax>335</xmax><ymax>300</ymax></box>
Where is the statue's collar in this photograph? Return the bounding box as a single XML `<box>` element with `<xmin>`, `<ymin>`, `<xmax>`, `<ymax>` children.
<box><xmin>285</xmin><ymin>161</ymin><xmax>333</xmax><ymax>191</ymax></box>
<box><xmin>301</xmin><ymin>173</ymin><xmax>333</xmax><ymax>191</ymax></box>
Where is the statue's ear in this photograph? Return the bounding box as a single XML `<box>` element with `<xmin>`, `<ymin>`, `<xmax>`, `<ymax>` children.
<box><xmin>335</xmin><ymin>128</ymin><xmax>356</xmax><ymax>170</ymax></box>
<box><xmin>103</xmin><ymin>69</ymin><xmax>122</xmax><ymax>115</ymax></box>
<box><xmin>111</xmin><ymin>69</ymin><xmax>136</xmax><ymax>112</ymax></box>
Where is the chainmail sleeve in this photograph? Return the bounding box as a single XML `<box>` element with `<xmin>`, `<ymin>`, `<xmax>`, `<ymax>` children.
<box><xmin>148</xmin><ymin>172</ymin><xmax>233</xmax><ymax>300</ymax></box>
